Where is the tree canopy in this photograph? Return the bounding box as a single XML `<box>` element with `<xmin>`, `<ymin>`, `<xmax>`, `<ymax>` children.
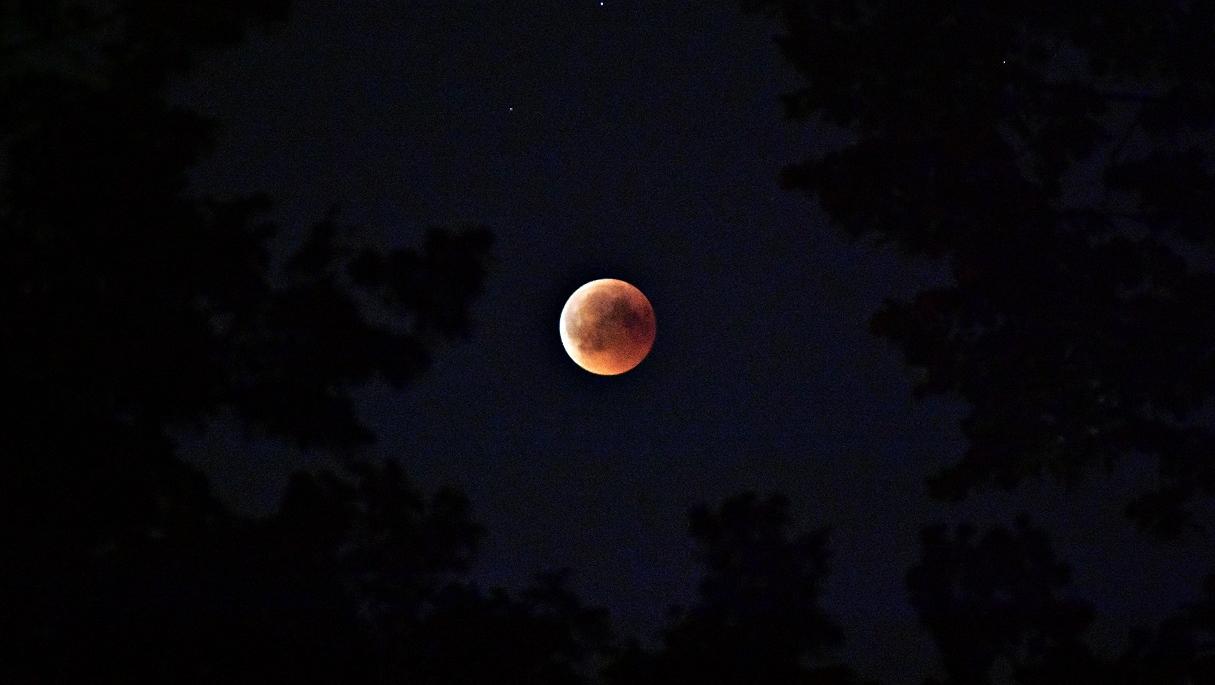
<box><xmin>743</xmin><ymin>1</ymin><xmax>1215</xmax><ymax>680</ymax></box>
<box><xmin>744</xmin><ymin>0</ymin><xmax>1215</xmax><ymax>536</ymax></box>
<box><xmin>8</xmin><ymin>1</ymin><xmax>1215</xmax><ymax>682</ymax></box>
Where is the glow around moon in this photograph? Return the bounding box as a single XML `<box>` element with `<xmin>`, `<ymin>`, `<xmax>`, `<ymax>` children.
<box><xmin>559</xmin><ymin>279</ymin><xmax>656</xmax><ymax>375</ymax></box>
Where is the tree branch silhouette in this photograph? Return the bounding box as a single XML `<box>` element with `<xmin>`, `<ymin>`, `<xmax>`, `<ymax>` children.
<box><xmin>745</xmin><ymin>0</ymin><xmax>1215</xmax><ymax>538</ymax></box>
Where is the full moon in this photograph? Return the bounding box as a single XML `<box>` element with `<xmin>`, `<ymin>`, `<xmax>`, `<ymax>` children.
<box><xmin>559</xmin><ymin>278</ymin><xmax>656</xmax><ymax>375</ymax></box>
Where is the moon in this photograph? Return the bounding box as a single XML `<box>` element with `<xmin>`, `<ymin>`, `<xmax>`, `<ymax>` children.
<box><xmin>559</xmin><ymin>279</ymin><xmax>656</xmax><ymax>375</ymax></box>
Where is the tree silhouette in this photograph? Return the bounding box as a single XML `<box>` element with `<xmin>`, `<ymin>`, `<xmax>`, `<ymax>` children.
<box><xmin>908</xmin><ymin>516</ymin><xmax>1215</xmax><ymax>684</ymax></box>
<box><xmin>606</xmin><ymin>493</ymin><xmax>871</xmax><ymax>685</ymax></box>
<box><xmin>0</xmin><ymin>2</ymin><xmax>533</xmax><ymax>681</ymax></box>
<box><xmin>15</xmin><ymin>1</ymin><xmax>1215</xmax><ymax>681</ymax></box>
<box><xmin>3</xmin><ymin>0</ymin><xmax>493</xmax><ymax>545</ymax></box>
<box><xmin>22</xmin><ymin>454</ymin><xmax>616</xmax><ymax>683</ymax></box>
<box><xmin>743</xmin><ymin>0</ymin><xmax>1215</xmax><ymax>537</ymax></box>
<box><xmin>740</xmin><ymin>3</ymin><xmax>1215</xmax><ymax>682</ymax></box>
<box><xmin>1110</xmin><ymin>572</ymin><xmax>1215</xmax><ymax>684</ymax></box>
<box><xmin>392</xmin><ymin>570</ymin><xmax>613</xmax><ymax>685</ymax></box>
<box><xmin>908</xmin><ymin>516</ymin><xmax>1095</xmax><ymax>684</ymax></box>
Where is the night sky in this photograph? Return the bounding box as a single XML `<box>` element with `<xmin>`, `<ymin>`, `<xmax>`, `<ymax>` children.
<box><xmin>165</xmin><ymin>2</ymin><xmax>1215</xmax><ymax>681</ymax></box>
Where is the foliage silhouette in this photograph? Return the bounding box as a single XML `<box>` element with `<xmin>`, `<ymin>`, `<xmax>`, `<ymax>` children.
<box><xmin>3</xmin><ymin>0</ymin><xmax>492</xmax><ymax>545</ymax></box>
<box><xmin>743</xmin><ymin>0</ymin><xmax>1215</xmax><ymax>537</ymax></box>
<box><xmin>741</xmin><ymin>2</ymin><xmax>1215</xmax><ymax>682</ymax></box>
<box><xmin>14</xmin><ymin>0</ymin><xmax>1215</xmax><ymax>682</ymax></box>
<box><xmin>0</xmin><ymin>2</ymin><xmax>557</xmax><ymax>682</ymax></box>
<box><xmin>908</xmin><ymin>516</ymin><xmax>1095</xmax><ymax>684</ymax></box>
<box><xmin>23</xmin><ymin>457</ymin><xmax>616</xmax><ymax>683</ymax></box>
<box><xmin>908</xmin><ymin>516</ymin><xmax>1215</xmax><ymax>684</ymax></box>
<box><xmin>605</xmin><ymin>493</ymin><xmax>872</xmax><ymax>685</ymax></box>
<box><xmin>1110</xmin><ymin>571</ymin><xmax>1215</xmax><ymax>684</ymax></box>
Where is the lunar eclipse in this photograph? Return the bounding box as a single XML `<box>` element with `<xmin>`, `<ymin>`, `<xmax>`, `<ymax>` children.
<box><xmin>559</xmin><ymin>279</ymin><xmax>656</xmax><ymax>375</ymax></box>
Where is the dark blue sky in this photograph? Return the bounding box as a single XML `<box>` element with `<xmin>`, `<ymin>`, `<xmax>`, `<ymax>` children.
<box><xmin>170</xmin><ymin>2</ymin><xmax>1214</xmax><ymax>681</ymax></box>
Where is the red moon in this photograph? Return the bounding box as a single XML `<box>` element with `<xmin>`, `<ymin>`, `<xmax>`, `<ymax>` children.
<box><xmin>559</xmin><ymin>279</ymin><xmax>656</xmax><ymax>375</ymax></box>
